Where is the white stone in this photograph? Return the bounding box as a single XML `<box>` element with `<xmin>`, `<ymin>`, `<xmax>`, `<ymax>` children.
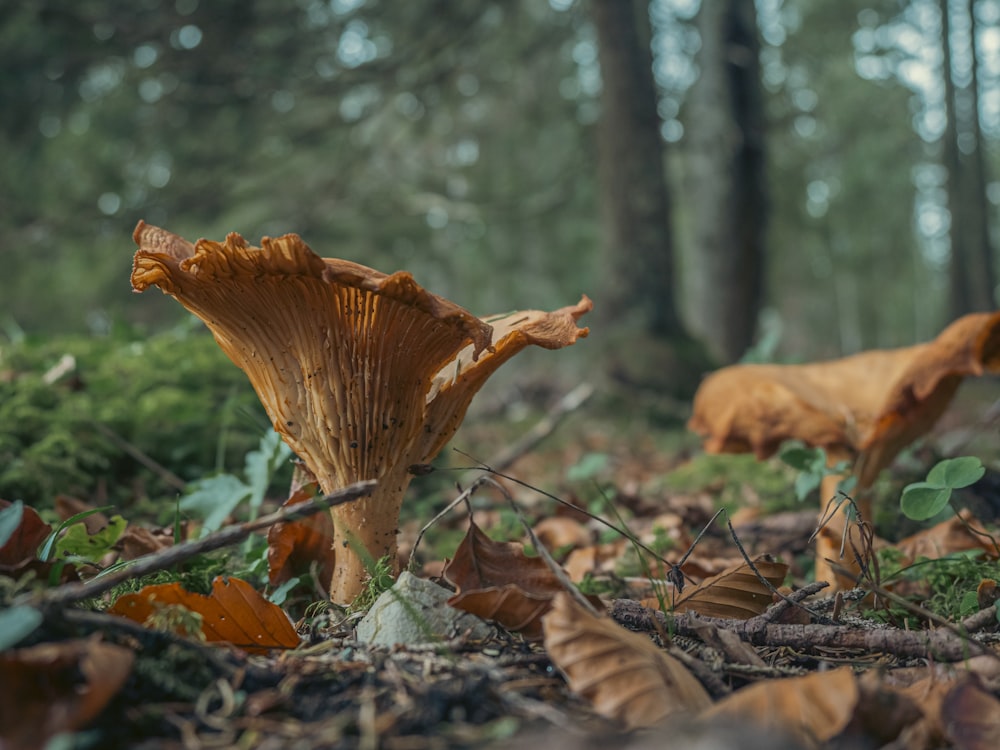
<box><xmin>355</xmin><ymin>571</ymin><xmax>493</xmax><ymax>647</ymax></box>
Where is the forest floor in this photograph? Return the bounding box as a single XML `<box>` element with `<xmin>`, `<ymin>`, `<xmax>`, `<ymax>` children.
<box><xmin>5</xmin><ymin>379</ymin><xmax>1000</xmax><ymax>749</ymax></box>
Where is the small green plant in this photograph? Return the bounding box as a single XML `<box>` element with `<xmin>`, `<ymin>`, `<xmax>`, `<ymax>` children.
<box><xmin>350</xmin><ymin>555</ymin><xmax>398</xmax><ymax>612</ymax></box>
<box><xmin>180</xmin><ymin>429</ymin><xmax>292</xmax><ymax>535</ymax></box>
<box><xmin>899</xmin><ymin>456</ymin><xmax>985</xmax><ymax>521</ymax></box>
<box><xmin>779</xmin><ymin>443</ymin><xmax>856</xmax><ymax>501</ymax></box>
<box><xmin>874</xmin><ymin>548</ymin><xmax>995</xmax><ymax>625</ymax></box>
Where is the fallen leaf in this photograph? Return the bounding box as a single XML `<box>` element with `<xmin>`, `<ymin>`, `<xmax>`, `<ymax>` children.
<box><xmin>543</xmin><ymin>592</ymin><xmax>711</xmax><ymax>729</ymax></box>
<box><xmin>55</xmin><ymin>495</ymin><xmax>109</xmax><ymax>533</ymax></box>
<box><xmin>118</xmin><ymin>525</ymin><xmax>175</xmax><ymax>561</ymax></box>
<box><xmin>531</xmin><ymin>516</ymin><xmax>591</xmax><ymax>553</ymax></box>
<box><xmin>108</xmin><ymin>576</ymin><xmax>299</xmax><ymax>654</ymax></box>
<box><xmin>941</xmin><ymin>677</ymin><xmax>1000</xmax><ymax>750</ymax></box>
<box><xmin>702</xmin><ymin>666</ymin><xmax>859</xmax><ymax>746</ymax></box>
<box><xmin>895</xmin><ymin>509</ymin><xmax>999</xmax><ymax>563</ymax></box>
<box><xmin>267</xmin><ymin>483</ymin><xmax>334</xmax><ymax>590</ymax></box>
<box><xmin>443</xmin><ymin>520</ymin><xmax>602</xmax><ymax>640</ymax></box>
<box><xmin>0</xmin><ymin>636</ymin><xmax>134</xmax><ymax>750</ymax></box>
<box><xmin>0</xmin><ymin>500</ymin><xmax>51</xmax><ymax>571</ymax></box>
<box><xmin>642</xmin><ymin>557</ymin><xmax>788</xmax><ymax>619</ymax></box>
<box><xmin>0</xmin><ymin>499</ymin><xmax>78</xmax><ymax>584</ymax></box>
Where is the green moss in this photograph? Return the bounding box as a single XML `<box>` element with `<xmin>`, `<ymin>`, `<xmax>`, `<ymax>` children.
<box><xmin>658</xmin><ymin>453</ymin><xmax>797</xmax><ymax>511</ymax></box>
<box><xmin>0</xmin><ymin>325</ymin><xmax>266</xmax><ymax>508</ymax></box>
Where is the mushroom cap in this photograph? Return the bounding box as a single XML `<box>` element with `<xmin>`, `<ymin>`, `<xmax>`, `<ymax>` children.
<box><xmin>132</xmin><ymin>222</ymin><xmax>591</xmax><ymax>493</ymax></box>
<box><xmin>688</xmin><ymin>311</ymin><xmax>1000</xmax><ymax>487</ymax></box>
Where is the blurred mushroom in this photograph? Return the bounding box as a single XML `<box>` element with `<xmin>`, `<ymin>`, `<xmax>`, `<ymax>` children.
<box><xmin>131</xmin><ymin>222</ymin><xmax>591</xmax><ymax>603</ymax></box>
<box><xmin>688</xmin><ymin>312</ymin><xmax>1000</xmax><ymax>586</ymax></box>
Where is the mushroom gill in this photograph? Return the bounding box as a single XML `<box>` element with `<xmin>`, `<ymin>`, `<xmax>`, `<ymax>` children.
<box><xmin>131</xmin><ymin>221</ymin><xmax>592</xmax><ymax>603</ymax></box>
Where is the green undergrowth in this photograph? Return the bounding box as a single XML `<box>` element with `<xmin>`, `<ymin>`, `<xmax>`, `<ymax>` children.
<box><xmin>657</xmin><ymin>452</ymin><xmax>799</xmax><ymax>512</ymax></box>
<box><xmin>0</xmin><ymin>323</ymin><xmax>265</xmax><ymax>510</ymax></box>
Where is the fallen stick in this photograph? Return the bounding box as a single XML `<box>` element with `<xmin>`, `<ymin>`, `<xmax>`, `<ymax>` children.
<box><xmin>23</xmin><ymin>479</ymin><xmax>376</xmax><ymax>609</ymax></box>
<box><xmin>610</xmin><ymin>597</ymin><xmax>994</xmax><ymax>662</ymax></box>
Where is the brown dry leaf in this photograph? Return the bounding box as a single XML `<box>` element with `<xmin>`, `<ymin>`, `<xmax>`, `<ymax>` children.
<box><xmin>0</xmin><ymin>500</ymin><xmax>51</xmax><ymax>571</ymax></box>
<box><xmin>118</xmin><ymin>525</ymin><xmax>175</xmax><ymax>561</ymax></box>
<box><xmin>443</xmin><ymin>520</ymin><xmax>602</xmax><ymax>640</ymax></box>
<box><xmin>941</xmin><ymin>678</ymin><xmax>1000</xmax><ymax>750</ymax></box>
<box><xmin>108</xmin><ymin>575</ymin><xmax>299</xmax><ymax>654</ymax></box>
<box><xmin>0</xmin><ymin>636</ymin><xmax>134</xmax><ymax>750</ymax></box>
<box><xmin>702</xmin><ymin>666</ymin><xmax>859</xmax><ymax>746</ymax></box>
<box><xmin>531</xmin><ymin>516</ymin><xmax>591</xmax><ymax>553</ymax></box>
<box><xmin>895</xmin><ymin>508</ymin><xmax>999</xmax><ymax>563</ymax></box>
<box><xmin>689</xmin><ymin>312</ymin><xmax>1000</xmax><ymax>487</ymax></box>
<box><xmin>55</xmin><ymin>495</ymin><xmax>108</xmax><ymax>533</ymax></box>
<box><xmin>267</xmin><ymin>483</ymin><xmax>334</xmax><ymax>590</ymax></box>
<box><xmin>0</xmin><ymin>500</ymin><xmax>78</xmax><ymax>584</ymax></box>
<box><xmin>543</xmin><ymin>592</ymin><xmax>711</xmax><ymax>729</ymax></box>
<box><xmin>644</xmin><ymin>557</ymin><xmax>788</xmax><ymax>619</ymax></box>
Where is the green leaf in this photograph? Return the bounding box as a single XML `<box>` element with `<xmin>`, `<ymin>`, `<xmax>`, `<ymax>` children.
<box><xmin>180</xmin><ymin>473</ymin><xmax>251</xmax><ymax>535</ymax></box>
<box><xmin>900</xmin><ymin>482</ymin><xmax>953</xmax><ymax>521</ymax></box>
<box><xmin>566</xmin><ymin>452</ymin><xmax>609</xmax><ymax>482</ymax></box>
<box><xmin>38</xmin><ymin>506</ymin><xmax>115</xmax><ymax>561</ymax></box>
<box><xmin>926</xmin><ymin>457</ymin><xmax>985</xmax><ymax>490</ymax></box>
<box><xmin>0</xmin><ymin>500</ymin><xmax>24</xmax><ymax>548</ymax></box>
<box><xmin>837</xmin><ymin>475</ymin><xmax>858</xmax><ymax>496</ymax></box>
<box><xmin>959</xmin><ymin>590</ymin><xmax>981</xmax><ymax>618</ymax></box>
<box><xmin>794</xmin><ymin>471</ymin><xmax>820</xmax><ymax>501</ymax></box>
<box><xmin>779</xmin><ymin>446</ymin><xmax>825</xmax><ymax>473</ymax></box>
<box><xmin>53</xmin><ymin>515</ymin><xmax>126</xmax><ymax>562</ymax></box>
<box><xmin>244</xmin><ymin>430</ymin><xmax>291</xmax><ymax>518</ymax></box>
<box><xmin>0</xmin><ymin>606</ymin><xmax>43</xmax><ymax>650</ymax></box>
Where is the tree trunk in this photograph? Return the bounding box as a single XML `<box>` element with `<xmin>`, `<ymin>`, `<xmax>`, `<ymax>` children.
<box><xmin>942</xmin><ymin>0</ymin><xmax>995</xmax><ymax>317</ymax></box>
<box><xmin>591</xmin><ymin>0</ymin><xmax>710</xmax><ymax>397</ymax></box>
<box><xmin>963</xmin><ymin>0</ymin><xmax>996</xmax><ymax>309</ymax></box>
<box><xmin>592</xmin><ymin>0</ymin><xmax>684</xmax><ymax>338</ymax></box>
<box><xmin>686</xmin><ymin>0</ymin><xmax>767</xmax><ymax>363</ymax></box>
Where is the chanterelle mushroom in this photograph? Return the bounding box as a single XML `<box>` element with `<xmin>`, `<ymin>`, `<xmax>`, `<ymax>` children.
<box><xmin>688</xmin><ymin>312</ymin><xmax>1000</xmax><ymax>586</ymax></box>
<box><xmin>131</xmin><ymin>222</ymin><xmax>591</xmax><ymax>603</ymax></box>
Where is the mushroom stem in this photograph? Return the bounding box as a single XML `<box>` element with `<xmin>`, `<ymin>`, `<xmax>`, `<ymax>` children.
<box><xmin>326</xmin><ymin>469</ymin><xmax>411</xmax><ymax>604</ymax></box>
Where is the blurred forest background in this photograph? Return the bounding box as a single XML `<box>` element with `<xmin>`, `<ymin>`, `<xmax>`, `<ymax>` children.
<box><xmin>2</xmin><ymin>0</ymin><xmax>999</xmax><ymax>377</ymax></box>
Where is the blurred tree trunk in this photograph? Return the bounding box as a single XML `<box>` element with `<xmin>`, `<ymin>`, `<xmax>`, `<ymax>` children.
<box><xmin>942</xmin><ymin>0</ymin><xmax>995</xmax><ymax>317</ymax></box>
<box><xmin>963</xmin><ymin>0</ymin><xmax>996</xmax><ymax>309</ymax></box>
<box><xmin>591</xmin><ymin>0</ymin><xmax>708</xmax><ymax>395</ymax></box>
<box><xmin>685</xmin><ymin>0</ymin><xmax>767</xmax><ymax>363</ymax></box>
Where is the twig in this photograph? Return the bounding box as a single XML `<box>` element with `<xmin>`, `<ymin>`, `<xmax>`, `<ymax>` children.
<box><xmin>22</xmin><ymin>480</ymin><xmax>376</xmax><ymax>609</ymax></box>
<box><xmin>960</xmin><ymin>602</ymin><xmax>1000</xmax><ymax>634</ymax></box>
<box><xmin>467</xmin><ymin>382</ymin><xmax>593</xmax><ymax>480</ymax></box>
<box><xmin>408</xmin><ymin>477</ymin><xmax>491</xmax><ymax>567</ymax></box>
<box><xmin>409</xmin><ymin>383</ymin><xmax>593</xmax><ymax>565</ymax></box>
<box><xmin>610</xmin><ymin>598</ymin><xmax>995</xmax><ymax>662</ymax></box>
<box><xmin>496</xmin><ymin>480</ymin><xmax>601</xmax><ymax>616</ymax></box>
<box><xmin>92</xmin><ymin>420</ymin><xmax>187</xmax><ymax>491</ymax></box>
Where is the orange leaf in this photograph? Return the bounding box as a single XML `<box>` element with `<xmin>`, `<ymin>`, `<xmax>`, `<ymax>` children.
<box><xmin>642</xmin><ymin>557</ymin><xmax>788</xmax><ymax>619</ymax></box>
<box><xmin>443</xmin><ymin>520</ymin><xmax>602</xmax><ymax>640</ymax></box>
<box><xmin>702</xmin><ymin>666</ymin><xmax>858</xmax><ymax>745</ymax></box>
<box><xmin>109</xmin><ymin>576</ymin><xmax>299</xmax><ymax>654</ymax></box>
<box><xmin>267</xmin><ymin>483</ymin><xmax>334</xmax><ymax>590</ymax></box>
<box><xmin>689</xmin><ymin>312</ymin><xmax>1000</xmax><ymax>487</ymax></box>
<box><xmin>543</xmin><ymin>592</ymin><xmax>711</xmax><ymax>729</ymax></box>
<box><xmin>0</xmin><ymin>637</ymin><xmax>134</xmax><ymax>750</ymax></box>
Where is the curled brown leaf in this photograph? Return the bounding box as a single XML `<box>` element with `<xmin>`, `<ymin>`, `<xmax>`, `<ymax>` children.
<box><xmin>543</xmin><ymin>592</ymin><xmax>711</xmax><ymax>730</ymax></box>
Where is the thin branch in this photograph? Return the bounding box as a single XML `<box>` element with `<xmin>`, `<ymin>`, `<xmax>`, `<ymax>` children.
<box><xmin>409</xmin><ymin>382</ymin><xmax>593</xmax><ymax>565</ymax></box>
<box><xmin>23</xmin><ymin>480</ymin><xmax>376</xmax><ymax>609</ymax></box>
<box><xmin>92</xmin><ymin>420</ymin><xmax>187</xmax><ymax>491</ymax></box>
<box><xmin>467</xmin><ymin>382</ymin><xmax>593</xmax><ymax>480</ymax></box>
